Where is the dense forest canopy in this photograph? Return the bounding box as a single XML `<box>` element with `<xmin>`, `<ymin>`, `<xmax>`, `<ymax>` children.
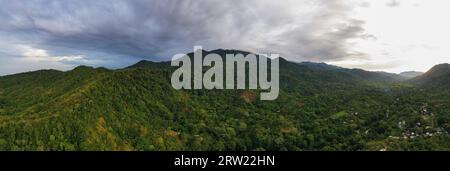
<box><xmin>0</xmin><ymin>50</ymin><xmax>449</xmax><ymax>151</ymax></box>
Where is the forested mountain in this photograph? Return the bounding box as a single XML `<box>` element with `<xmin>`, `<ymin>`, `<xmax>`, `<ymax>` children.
<box><xmin>0</xmin><ymin>49</ymin><xmax>449</xmax><ymax>151</ymax></box>
<box><xmin>409</xmin><ymin>63</ymin><xmax>450</xmax><ymax>89</ymax></box>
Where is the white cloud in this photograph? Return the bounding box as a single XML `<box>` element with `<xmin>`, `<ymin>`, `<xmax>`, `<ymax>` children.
<box><xmin>22</xmin><ymin>46</ymin><xmax>88</xmax><ymax>63</ymax></box>
<box><xmin>335</xmin><ymin>0</ymin><xmax>450</xmax><ymax>73</ymax></box>
<box><xmin>0</xmin><ymin>44</ymin><xmax>93</xmax><ymax>75</ymax></box>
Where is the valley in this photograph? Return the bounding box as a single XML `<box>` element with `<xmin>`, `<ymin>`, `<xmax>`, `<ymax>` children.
<box><xmin>0</xmin><ymin>49</ymin><xmax>449</xmax><ymax>151</ymax></box>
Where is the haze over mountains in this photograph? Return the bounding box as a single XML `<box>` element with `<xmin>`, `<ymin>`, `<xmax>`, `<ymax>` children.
<box><xmin>400</xmin><ymin>71</ymin><xmax>424</xmax><ymax>79</ymax></box>
<box><xmin>0</xmin><ymin>49</ymin><xmax>449</xmax><ymax>151</ymax></box>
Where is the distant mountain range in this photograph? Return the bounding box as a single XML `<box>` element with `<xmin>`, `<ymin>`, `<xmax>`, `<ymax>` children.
<box><xmin>0</xmin><ymin>49</ymin><xmax>449</xmax><ymax>151</ymax></box>
<box><xmin>399</xmin><ymin>71</ymin><xmax>424</xmax><ymax>78</ymax></box>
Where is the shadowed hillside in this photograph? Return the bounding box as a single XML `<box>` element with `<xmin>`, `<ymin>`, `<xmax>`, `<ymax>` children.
<box><xmin>409</xmin><ymin>63</ymin><xmax>450</xmax><ymax>89</ymax></box>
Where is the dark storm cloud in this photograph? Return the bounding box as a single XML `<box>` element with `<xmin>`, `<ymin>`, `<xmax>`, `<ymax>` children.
<box><xmin>0</xmin><ymin>0</ymin><xmax>369</xmax><ymax>74</ymax></box>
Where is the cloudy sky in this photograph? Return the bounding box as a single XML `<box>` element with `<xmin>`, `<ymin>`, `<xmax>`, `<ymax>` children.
<box><xmin>0</xmin><ymin>0</ymin><xmax>449</xmax><ymax>75</ymax></box>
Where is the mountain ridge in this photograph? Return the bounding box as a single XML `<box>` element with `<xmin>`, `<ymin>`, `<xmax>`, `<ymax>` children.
<box><xmin>408</xmin><ymin>63</ymin><xmax>450</xmax><ymax>88</ymax></box>
<box><xmin>1</xmin><ymin>49</ymin><xmax>449</xmax><ymax>151</ymax></box>
<box><xmin>1</xmin><ymin>49</ymin><xmax>407</xmax><ymax>82</ymax></box>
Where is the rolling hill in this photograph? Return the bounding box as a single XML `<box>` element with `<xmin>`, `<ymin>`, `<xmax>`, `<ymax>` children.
<box><xmin>409</xmin><ymin>63</ymin><xmax>450</xmax><ymax>89</ymax></box>
<box><xmin>0</xmin><ymin>49</ymin><xmax>449</xmax><ymax>151</ymax></box>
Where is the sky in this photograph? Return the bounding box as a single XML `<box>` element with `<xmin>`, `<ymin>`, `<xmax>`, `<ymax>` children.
<box><xmin>0</xmin><ymin>0</ymin><xmax>449</xmax><ymax>75</ymax></box>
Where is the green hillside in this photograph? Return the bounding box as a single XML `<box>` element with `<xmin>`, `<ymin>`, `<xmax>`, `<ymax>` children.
<box><xmin>409</xmin><ymin>63</ymin><xmax>450</xmax><ymax>89</ymax></box>
<box><xmin>0</xmin><ymin>50</ymin><xmax>449</xmax><ymax>151</ymax></box>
